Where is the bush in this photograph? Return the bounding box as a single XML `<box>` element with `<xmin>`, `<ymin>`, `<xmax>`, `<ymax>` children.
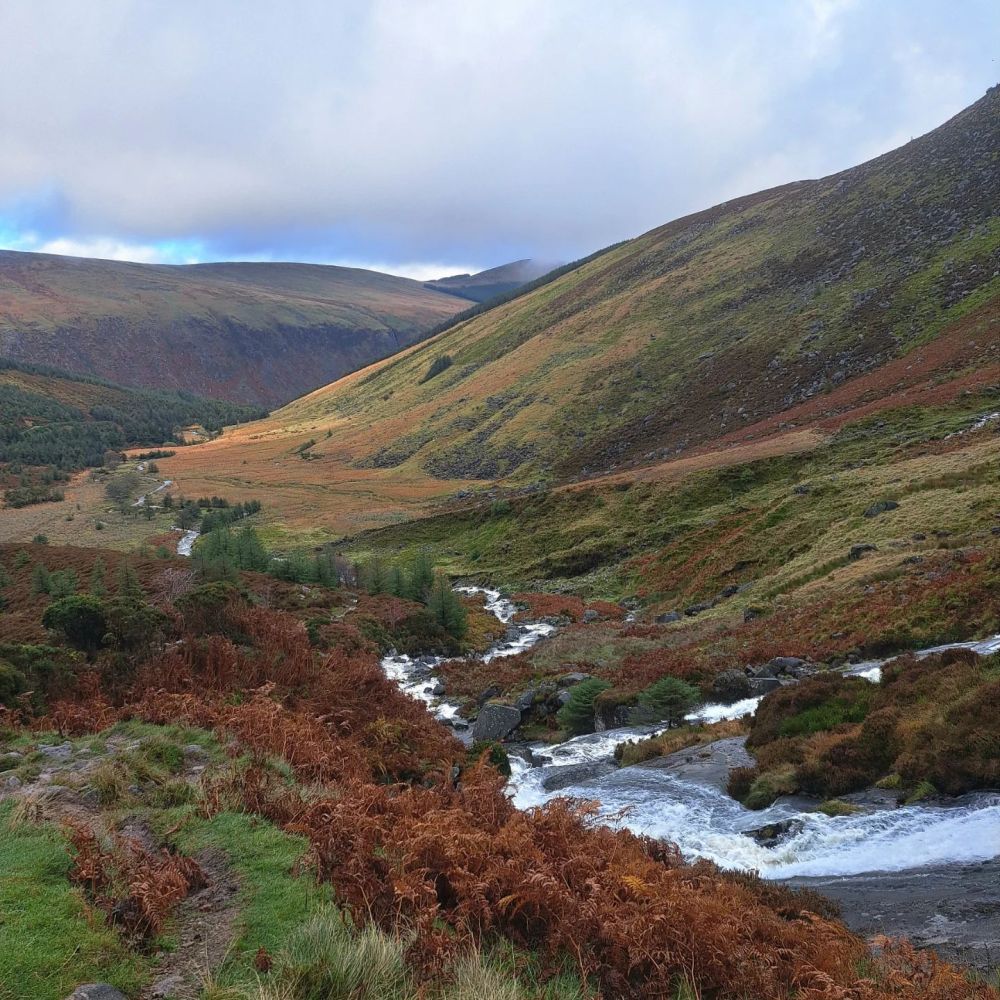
<box><xmin>42</xmin><ymin>595</ymin><xmax>109</xmax><ymax>654</ymax></box>
<box><xmin>638</xmin><ymin>677</ymin><xmax>700</xmax><ymax>727</ymax></box>
<box><xmin>557</xmin><ymin>678</ymin><xmax>611</xmax><ymax>735</ymax></box>
<box><xmin>418</xmin><ymin>354</ymin><xmax>453</xmax><ymax>384</ymax></box>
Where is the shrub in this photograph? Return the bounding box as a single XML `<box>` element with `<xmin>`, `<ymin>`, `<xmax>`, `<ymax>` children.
<box><xmin>557</xmin><ymin>678</ymin><xmax>611</xmax><ymax>735</ymax></box>
<box><xmin>638</xmin><ymin>677</ymin><xmax>700</xmax><ymax>727</ymax></box>
<box><xmin>418</xmin><ymin>354</ymin><xmax>454</xmax><ymax>384</ymax></box>
<box><xmin>42</xmin><ymin>595</ymin><xmax>109</xmax><ymax>655</ymax></box>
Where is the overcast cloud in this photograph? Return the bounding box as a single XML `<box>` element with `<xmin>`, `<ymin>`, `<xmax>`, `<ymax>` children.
<box><xmin>0</xmin><ymin>0</ymin><xmax>997</xmax><ymax>276</ymax></box>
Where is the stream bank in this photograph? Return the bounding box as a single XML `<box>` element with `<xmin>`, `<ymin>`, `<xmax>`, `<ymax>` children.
<box><xmin>380</xmin><ymin>588</ymin><xmax>1000</xmax><ymax>971</ymax></box>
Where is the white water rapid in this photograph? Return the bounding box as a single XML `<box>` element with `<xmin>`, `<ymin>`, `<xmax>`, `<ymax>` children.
<box><xmin>380</xmin><ymin>591</ymin><xmax>1000</xmax><ymax>880</ymax></box>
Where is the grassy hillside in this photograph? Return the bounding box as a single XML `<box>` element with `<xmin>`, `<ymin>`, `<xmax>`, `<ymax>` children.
<box><xmin>158</xmin><ymin>85</ymin><xmax>999</xmax><ymax>546</ymax></box>
<box><xmin>0</xmin><ymin>253</ymin><xmax>467</xmax><ymax>406</ymax></box>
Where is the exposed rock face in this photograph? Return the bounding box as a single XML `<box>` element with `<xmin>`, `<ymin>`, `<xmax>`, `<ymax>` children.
<box><xmin>850</xmin><ymin>543</ymin><xmax>878</xmax><ymax>560</ymax></box>
<box><xmin>472</xmin><ymin>703</ymin><xmax>522</xmax><ymax>742</ymax></box>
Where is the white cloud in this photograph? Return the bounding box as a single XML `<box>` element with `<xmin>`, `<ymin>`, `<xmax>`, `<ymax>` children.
<box><xmin>0</xmin><ymin>0</ymin><xmax>995</xmax><ymax>265</ymax></box>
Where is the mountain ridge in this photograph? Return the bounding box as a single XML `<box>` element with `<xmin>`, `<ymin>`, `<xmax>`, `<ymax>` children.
<box><xmin>0</xmin><ymin>251</ymin><xmax>469</xmax><ymax>406</ymax></box>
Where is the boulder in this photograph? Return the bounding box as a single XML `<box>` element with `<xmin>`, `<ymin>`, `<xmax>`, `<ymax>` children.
<box><xmin>792</xmin><ymin>483</ymin><xmax>812</xmax><ymax>495</ymax></box>
<box><xmin>581</xmin><ymin>609</ymin><xmax>600</xmax><ymax>623</ymax></box>
<box><xmin>743</xmin><ymin>606</ymin><xmax>766</xmax><ymax>623</ymax></box>
<box><xmin>849</xmin><ymin>543</ymin><xmax>877</xmax><ymax>560</ymax></box>
<box><xmin>557</xmin><ymin>671</ymin><xmax>593</xmax><ymax>687</ymax></box>
<box><xmin>742</xmin><ymin>818</ymin><xmax>805</xmax><ymax>848</ymax></box>
<box><xmin>710</xmin><ymin>669</ymin><xmax>752</xmax><ymax>703</ymax></box>
<box><xmin>748</xmin><ymin>676</ymin><xmax>783</xmax><ymax>695</ymax></box>
<box><xmin>767</xmin><ymin>656</ymin><xmax>807</xmax><ymax>674</ymax></box>
<box><xmin>655</xmin><ymin>611</ymin><xmax>682</xmax><ymax>624</ymax></box>
<box><xmin>472</xmin><ymin>703</ymin><xmax>521</xmax><ymax>743</ymax></box>
<box><xmin>66</xmin><ymin>987</ymin><xmax>129</xmax><ymax>1000</ymax></box>
<box><xmin>863</xmin><ymin>500</ymin><xmax>899</xmax><ymax>518</ymax></box>
<box><xmin>514</xmin><ymin>689</ymin><xmax>536</xmax><ymax>713</ymax></box>
<box><xmin>684</xmin><ymin>602</ymin><xmax>713</xmax><ymax>617</ymax></box>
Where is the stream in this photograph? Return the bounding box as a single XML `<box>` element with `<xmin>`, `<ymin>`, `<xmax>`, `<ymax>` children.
<box><xmin>379</xmin><ymin>589</ymin><xmax>1000</xmax><ymax>965</ymax></box>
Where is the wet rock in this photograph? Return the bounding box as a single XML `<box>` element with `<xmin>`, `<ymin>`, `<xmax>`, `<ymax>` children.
<box><xmin>743</xmin><ymin>818</ymin><xmax>805</xmax><ymax>848</ymax></box>
<box><xmin>766</xmin><ymin>656</ymin><xmax>810</xmax><ymax>677</ymax></box>
<box><xmin>426</xmin><ymin>680</ymin><xmax>446</xmax><ymax>697</ymax></box>
<box><xmin>472</xmin><ymin>703</ymin><xmax>522</xmax><ymax>742</ymax></box>
<box><xmin>652</xmin><ymin>611</ymin><xmax>680</xmax><ymax>625</ymax></box>
<box><xmin>711</xmin><ymin>669</ymin><xmax>752</xmax><ymax>703</ymax></box>
<box><xmin>863</xmin><ymin>500</ymin><xmax>899</xmax><ymax>518</ymax></box>
<box><xmin>542</xmin><ymin>760</ymin><xmax>617</xmax><ymax>791</ymax></box>
<box><xmin>450</xmin><ymin>718</ymin><xmax>469</xmax><ymax>731</ymax></box>
<box><xmin>849</xmin><ymin>543</ymin><xmax>878</xmax><ymax>560</ymax></box>
<box><xmin>749</xmin><ymin>676</ymin><xmax>783</xmax><ymax>695</ymax></box>
<box><xmin>66</xmin><ymin>986</ymin><xmax>129</xmax><ymax>1000</ymax></box>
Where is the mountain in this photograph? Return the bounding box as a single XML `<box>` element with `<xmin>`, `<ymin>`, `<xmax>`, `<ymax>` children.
<box><xmin>160</xmin><ymin>85</ymin><xmax>1000</xmax><ymax>543</ymax></box>
<box><xmin>0</xmin><ymin>252</ymin><xmax>468</xmax><ymax>406</ymax></box>
<box><xmin>424</xmin><ymin>258</ymin><xmax>562</xmax><ymax>302</ymax></box>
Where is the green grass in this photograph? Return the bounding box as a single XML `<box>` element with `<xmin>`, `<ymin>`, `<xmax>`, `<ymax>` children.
<box><xmin>0</xmin><ymin>803</ymin><xmax>148</xmax><ymax>1000</ymax></box>
<box><xmin>170</xmin><ymin>811</ymin><xmax>333</xmax><ymax>985</ymax></box>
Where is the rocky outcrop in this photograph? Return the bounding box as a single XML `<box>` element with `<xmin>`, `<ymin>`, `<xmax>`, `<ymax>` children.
<box><xmin>472</xmin><ymin>703</ymin><xmax>522</xmax><ymax>742</ymax></box>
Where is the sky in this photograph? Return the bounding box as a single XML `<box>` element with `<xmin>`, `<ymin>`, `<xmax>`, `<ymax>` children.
<box><xmin>0</xmin><ymin>0</ymin><xmax>997</xmax><ymax>280</ymax></box>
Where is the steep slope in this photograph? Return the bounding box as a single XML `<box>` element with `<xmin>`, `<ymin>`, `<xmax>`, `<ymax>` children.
<box><xmin>424</xmin><ymin>258</ymin><xmax>561</xmax><ymax>302</ymax></box>
<box><xmin>0</xmin><ymin>253</ymin><xmax>468</xmax><ymax>406</ymax></box>
<box><xmin>0</xmin><ymin>357</ymin><xmax>263</xmax><ymax>470</ymax></box>
<box><xmin>159</xmin><ymin>86</ymin><xmax>1000</xmax><ymax>541</ymax></box>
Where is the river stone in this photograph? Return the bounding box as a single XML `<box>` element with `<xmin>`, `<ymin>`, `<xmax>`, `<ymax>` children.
<box><xmin>749</xmin><ymin>676</ymin><xmax>783</xmax><ymax>695</ymax></box>
<box><xmin>472</xmin><ymin>703</ymin><xmax>521</xmax><ymax>742</ymax></box>
<box><xmin>711</xmin><ymin>669</ymin><xmax>751</xmax><ymax>703</ymax></box>
<box><xmin>66</xmin><ymin>987</ymin><xmax>129</xmax><ymax>1000</ymax></box>
<box><xmin>765</xmin><ymin>656</ymin><xmax>809</xmax><ymax>677</ymax></box>
<box><xmin>742</xmin><ymin>818</ymin><xmax>805</xmax><ymax>848</ymax></box>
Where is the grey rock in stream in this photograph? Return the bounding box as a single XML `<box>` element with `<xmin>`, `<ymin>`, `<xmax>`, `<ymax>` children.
<box><xmin>473</xmin><ymin>703</ymin><xmax>522</xmax><ymax>742</ymax></box>
<box><xmin>637</xmin><ymin>737</ymin><xmax>754</xmax><ymax>792</ymax></box>
<box><xmin>786</xmin><ymin>860</ymin><xmax>1000</xmax><ymax>974</ymax></box>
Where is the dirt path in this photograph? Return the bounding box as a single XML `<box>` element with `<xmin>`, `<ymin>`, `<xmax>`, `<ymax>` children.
<box><xmin>139</xmin><ymin>847</ymin><xmax>240</xmax><ymax>1000</ymax></box>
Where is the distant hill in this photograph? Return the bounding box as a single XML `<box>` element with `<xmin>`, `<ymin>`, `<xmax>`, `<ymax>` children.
<box><xmin>0</xmin><ymin>254</ymin><xmax>468</xmax><ymax>406</ymax></box>
<box><xmin>0</xmin><ymin>357</ymin><xmax>264</xmax><ymax>474</ymax></box>
<box><xmin>424</xmin><ymin>259</ymin><xmax>562</xmax><ymax>303</ymax></box>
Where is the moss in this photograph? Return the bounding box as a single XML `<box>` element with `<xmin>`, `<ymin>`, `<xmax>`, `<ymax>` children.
<box><xmin>817</xmin><ymin>799</ymin><xmax>863</xmax><ymax>817</ymax></box>
<box><xmin>904</xmin><ymin>779</ymin><xmax>939</xmax><ymax>804</ymax></box>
